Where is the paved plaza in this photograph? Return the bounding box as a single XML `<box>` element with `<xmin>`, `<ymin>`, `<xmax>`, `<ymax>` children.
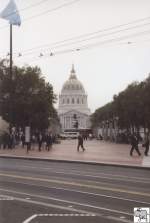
<box><xmin>0</xmin><ymin>139</ymin><xmax>149</xmax><ymax>168</ymax></box>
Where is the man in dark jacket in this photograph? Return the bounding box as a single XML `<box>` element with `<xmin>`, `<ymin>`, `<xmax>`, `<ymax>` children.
<box><xmin>130</xmin><ymin>133</ymin><xmax>141</xmax><ymax>156</ymax></box>
<box><xmin>143</xmin><ymin>134</ymin><xmax>149</xmax><ymax>156</ymax></box>
<box><xmin>37</xmin><ymin>133</ymin><xmax>43</xmax><ymax>152</ymax></box>
<box><xmin>77</xmin><ymin>133</ymin><xmax>85</xmax><ymax>152</ymax></box>
<box><xmin>45</xmin><ymin>133</ymin><xmax>52</xmax><ymax>151</ymax></box>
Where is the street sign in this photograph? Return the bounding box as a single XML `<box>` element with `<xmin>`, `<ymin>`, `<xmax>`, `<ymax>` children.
<box><xmin>25</xmin><ymin>126</ymin><xmax>30</xmax><ymax>143</ymax></box>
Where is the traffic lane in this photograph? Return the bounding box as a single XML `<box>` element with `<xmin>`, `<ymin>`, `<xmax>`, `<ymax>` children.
<box><xmin>0</xmin><ymin>158</ymin><xmax>150</xmax><ymax>180</ymax></box>
<box><xmin>0</xmin><ymin>168</ymin><xmax>150</xmax><ymax>199</ymax></box>
<box><xmin>1</xmin><ymin>166</ymin><xmax>150</xmax><ymax>206</ymax></box>
<box><xmin>0</xmin><ymin>197</ymin><xmax>98</xmax><ymax>223</ymax></box>
<box><xmin>29</xmin><ymin>215</ymin><xmax>124</xmax><ymax>223</ymax></box>
<box><xmin>1</xmin><ymin>178</ymin><xmax>150</xmax><ymax>208</ymax></box>
<box><xmin>0</xmin><ymin>188</ymin><xmax>132</xmax><ymax>223</ymax></box>
<box><xmin>0</xmin><ymin>158</ymin><xmax>150</xmax><ymax>188</ymax></box>
<box><xmin>1</xmin><ymin>163</ymin><xmax>150</xmax><ymax>186</ymax></box>
<box><xmin>0</xmin><ymin>178</ymin><xmax>143</xmax><ymax>221</ymax></box>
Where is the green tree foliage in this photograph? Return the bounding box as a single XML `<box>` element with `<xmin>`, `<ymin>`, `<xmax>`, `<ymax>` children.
<box><xmin>91</xmin><ymin>74</ymin><xmax>150</xmax><ymax>132</ymax></box>
<box><xmin>0</xmin><ymin>59</ymin><xmax>59</xmax><ymax>130</ymax></box>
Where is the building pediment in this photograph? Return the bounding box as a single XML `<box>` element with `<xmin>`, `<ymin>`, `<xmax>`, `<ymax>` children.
<box><xmin>60</xmin><ymin>109</ymin><xmax>88</xmax><ymax>117</ymax></box>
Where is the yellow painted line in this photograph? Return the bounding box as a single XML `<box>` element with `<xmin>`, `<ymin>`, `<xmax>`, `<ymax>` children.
<box><xmin>0</xmin><ymin>172</ymin><xmax>149</xmax><ymax>197</ymax></box>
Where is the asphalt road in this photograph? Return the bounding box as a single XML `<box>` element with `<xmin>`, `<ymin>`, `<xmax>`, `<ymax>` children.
<box><xmin>0</xmin><ymin>158</ymin><xmax>150</xmax><ymax>223</ymax></box>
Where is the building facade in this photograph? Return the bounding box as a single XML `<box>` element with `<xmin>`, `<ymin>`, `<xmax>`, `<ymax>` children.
<box><xmin>58</xmin><ymin>65</ymin><xmax>91</xmax><ymax>132</ymax></box>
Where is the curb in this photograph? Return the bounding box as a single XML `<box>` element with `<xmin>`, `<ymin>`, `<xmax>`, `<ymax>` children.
<box><xmin>0</xmin><ymin>155</ymin><xmax>150</xmax><ymax>170</ymax></box>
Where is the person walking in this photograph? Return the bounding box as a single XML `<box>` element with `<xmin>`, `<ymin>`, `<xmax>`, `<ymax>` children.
<box><xmin>77</xmin><ymin>133</ymin><xmax>85</xmax><ymax>152</ymax></box>
<box><xmin>37</xmin><ymin>133</ymin><xmax>43</xmax><ymax>152</ymax></box>
<box><xmin>143</xmin><ymin>134</ymin><xmax>149</xmax><ymax>156</ymax></box>
<box><xmin>130</xmin><ymin>133</ymin><xmax>141</xmax><ymax>156</ymax></box>
<box><xmin>45</xmin><ymin>133</ymin><xmax>52</xmax><ymax>151</ymax></box>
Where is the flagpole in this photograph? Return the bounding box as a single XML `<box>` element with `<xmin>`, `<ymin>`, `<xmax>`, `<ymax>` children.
<box><xmin>9</xmin><ymin>23</ymin><xmax>13</xmax><ymax>130</ymax></box>
<box><xmin>10</xmin><ymin>24</ymin><xmax>12</xmax><ymax>80</ymax></box>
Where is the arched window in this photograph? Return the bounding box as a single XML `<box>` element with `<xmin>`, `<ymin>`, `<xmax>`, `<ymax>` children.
<box><xmin>72</xmin><ymin>98</ymin><xmax>75</xmax><ymax>104</ymax></box>
<box><xmin>62</xmin><ymin>99</ymin><xmax>65</xmax><ymax>104</ymax></box>
<box><xmin>82</xmin><ymin>98</ymin><xmax>84</xmax><ymax>104</ymax></box>
<box><xmin>67</xmin><ymin>98</ymin><xmax>70</xmax><ymax>104</ymax></box>
<box><xmin>77</xmin><ymin>98</ymin><xmax>79</xmax><ymax>104</ymax></box>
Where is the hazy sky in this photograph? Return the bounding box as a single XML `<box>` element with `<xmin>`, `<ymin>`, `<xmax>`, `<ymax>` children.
<box><xmin>0</xmin><ymin>0</ymin><xmax>150</xmax><ymax>112</ymax></box>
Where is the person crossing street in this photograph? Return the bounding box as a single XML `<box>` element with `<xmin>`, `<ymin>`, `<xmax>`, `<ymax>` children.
<box><xmin>77</xmin><ymin>133</ymin><xmax>85</xmax><ymax>152</ymax></box>
<box><xmin>130</xmin><ymin>133</ymin><xmax>141</xmax><ymax>156</ymax></box>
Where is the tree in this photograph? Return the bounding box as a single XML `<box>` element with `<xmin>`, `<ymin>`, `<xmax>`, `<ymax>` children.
<box><xmin>91</xmin><ymin>74</ymin><xmax>150</xmax><ymax>134</ymax></box>
<box><xmin>0</xmin><ymin>60</ymin><xmax>59</xmax><ymax>131</ymax></box>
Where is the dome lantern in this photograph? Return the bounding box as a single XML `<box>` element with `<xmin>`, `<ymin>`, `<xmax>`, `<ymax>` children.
<box><xmin>69</xmin><ymin>64</ymin><xmax>77</xmax><ymax>80</ymax></box>
<box><xmin>61</xmin><ymin>65</ymin><xmax>85</xmax><ymax>93</ymax></box>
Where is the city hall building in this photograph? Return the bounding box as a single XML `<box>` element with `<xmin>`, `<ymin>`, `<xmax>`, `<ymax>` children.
<box><xmin>58</xmin><ymin>65</ymin><xmax>91</xmax><ymax>132</ymax></box>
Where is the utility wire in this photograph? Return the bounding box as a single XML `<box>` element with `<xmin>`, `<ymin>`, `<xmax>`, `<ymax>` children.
<box><xmin>4</xmin><ymin>0</ymin><xmax>50</xmax><ymax>17</ymax></box>
<box><xmin>78</xmin><ymin>29</ymin><xmax>150</xmax><ymax>51</ymax></box>
<box><xmin>17</xmin><ymin>21</ymin><xmax>150</xmax><ymax>57</ymax></box>
<box><xmin>11</xmin><ymin>17</ymin><xmax>150</xmax><ymax>55</ymax></box>
<box><xmin>10</xmin><ymin>20</ymin><xmax>150</xmax><ymax>58</ymax></box>
<box><xmin>23</xmin><ymin>0</ymin><xmax>80</xmax><ymax>22</ymax></box>
<box><xmin>0</xmin><ymin>0</ymin><xmax>80</xmax><ymax>30</ymax></box>
<box><xmin>14</xmin><ymin>28</ymin><xmax>150</xmax><ymax>63</ymax></box>
<box><xmin>1</xmin><ymin>19</ymin><xmax>150</xmax><ymax>58</ymax></box>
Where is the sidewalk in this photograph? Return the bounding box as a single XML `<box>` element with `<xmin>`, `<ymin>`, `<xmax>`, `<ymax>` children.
<box><xmin>0</xmin><ymin>139</ymin><xmax>150</xmax><ymax>168</ymax></box>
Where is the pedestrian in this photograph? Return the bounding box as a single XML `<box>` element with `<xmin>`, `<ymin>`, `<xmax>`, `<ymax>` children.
<box><xmin>37</xmin><ymin>133</ymin><xmax>43</xmax><ymax>152</ymax></box>
<box><xmin>77</xmin><ymin>133</ymin><xmax>85</xmax><ymax>151</ymax></box>
<box><xmin>142</xmin><ymin>134</ymin><xmax>149</xmax><ymax>156</ymax></box>
<box><xmin>2</xmin><ymin>132</ymin><xmax>9</xmax><ymax>149</ymax></box>
<box><xmin>21</xmin><ymin>133</ymin><xmax>25</xmax><ymax>148</ymax></box>
<box><xmin>31</xmin><ymin>134</ymin><xmax>36</xmax><ymax>150</ymax></box>
<box><xmin>130</xmin><ymin>133</ymin><xmax>141</xmax><ymax>156</ymax></box>
<box><xmin>45</xmin><ymin>133</ymin><xmax>52</xmax><ymax>151</ymax></box>
<box><xmin>8</xmin><ymin>132</ymin><xmax>14</xmax><ymax>149</ymax></box>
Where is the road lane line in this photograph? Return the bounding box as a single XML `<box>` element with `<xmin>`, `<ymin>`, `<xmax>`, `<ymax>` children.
<box><xmin>1</xmin><ymin>179</ymin><xmax>150</xmax><ymax>205</ymax></box>
<box><xmin>0</xmin><ymin>188</ymin><xmax>132</xmax><ymax>217</ymax></box>
<box><xmin>22</xmin><ymin>214</ymin><xmax>96</xmax><ymax>223</ymax></box>
<box><xmin>4</xmin><ymin>164</ymin><xmax>150</xmax><ymax>183</ymax></box>
<box><xmin>0</xmin><ymin>172</ymin><xmax>149</xmax><ymax>197</ymax></box>
<box><xmin>2</xmin><ymin>169</ymin><xmax>150</xmax><ymax>196</ymax></box>
<box><xmin>1</xmin><ymin>159</ymin><xmax>149</xmax><ymax>182</ymax></box>
<box><xmin>0</xmin><ymin>189</ymin><xmax>98</xmax><ymax>216</ymax></box>
<box><xmin>22</xmin><ymin>214</ymin><xmax>37</xmax><ymax>223</ymax></box>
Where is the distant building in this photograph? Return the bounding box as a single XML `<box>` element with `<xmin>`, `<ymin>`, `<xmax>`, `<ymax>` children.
<box><xmin>58</xmin><ymin>65</ymin><xmax>91</xmax><ymax>132</ymax></box>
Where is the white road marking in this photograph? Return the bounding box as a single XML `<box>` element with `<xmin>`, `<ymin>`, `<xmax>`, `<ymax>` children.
<box><xmin>0</xmin><ymin>188</ymin><xmax>132</xmax><ymax>217</ymax></box>
<box><xmin>37</xmin><ymin>213</ymin><xmax>96</xmax><ymax>216</ymax></box>
<box><xmin>107</xmin><ymin>215</ymin><xmax>131</xmax><ymax>223</ymax></box>
<box><xmin>14</xmin><ymin>165</ymin><xmax>150</xmax><ymax>184</ymax></box>
<box><xmin>22</xmin><ymin>214</ymin><xmax>37</xmax><ymax>223</ymax></box>
<box><xmin>120</xmin><ymin>216</ymin><xmax>126</xmax><ymax>219</ymax></box>
<box><xmin>2</xmin><ymin>179</ymin><xmax>150</xmax><ymax>205</ymax></box>
<box><xmin>22</xmin><ymin>213</ymin><xmax>96</xmax><ymax>223</ymax></box>
<box><xmin>0</xmin><ymin>195</ymin><xmax>14</xmax><ymax>200</ymax></box>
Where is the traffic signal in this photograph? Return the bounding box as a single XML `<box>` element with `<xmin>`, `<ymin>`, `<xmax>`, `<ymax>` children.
<box><xmin>73</xmin><ymin>121</ymin><xmax>78</xmax><ymax>129</ymax></box>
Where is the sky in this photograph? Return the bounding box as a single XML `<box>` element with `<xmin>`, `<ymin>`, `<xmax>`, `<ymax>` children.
<box><xmin>0</xmin><ymin>0</ymin><xmax>150</xmax><ymax>113</ymax></box>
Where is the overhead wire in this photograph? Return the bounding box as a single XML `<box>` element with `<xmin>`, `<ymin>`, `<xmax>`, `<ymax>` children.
<box><xmin>14</xmin><ymin>27</ymin><xmax>150</xmax><ymax>64</ymax></box>
<box><xmin>9</xmin><ymin>18</ymin><xmax>150</xmax><ymax>59</ymax></box>
<box><xmin>0</xmin><ymin>0</ymin><xmax>51</xmax><ymax>30</ymax></box>
<box><xmin>0</xmin><ymin>0</ymin><xmax>80</xmax><ymax>30</ymax></box>
<box><xmin>14</xmin><ymin>20</ymin><xmax>150</xmax><ymax>57</ymax></box>
<box><xmin>2</xmin><ymin>23</ymin><xmax>150</xmax><ymax>60</ymax></box>
<box><xmin>10</xmin><ymin>16</ymin><xmax>150</xmax><ymax>56</ymax></box>
<box><xmin>1</xmin><ymin>0</ymin><xmax>150</xmax><ymax>60</ymax></box>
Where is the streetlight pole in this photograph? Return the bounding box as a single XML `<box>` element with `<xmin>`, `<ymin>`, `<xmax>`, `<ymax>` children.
<box><xmin>9</xmin><ymin>24</ymin><xmax>13</xmax><ymax>131</ymax></box>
